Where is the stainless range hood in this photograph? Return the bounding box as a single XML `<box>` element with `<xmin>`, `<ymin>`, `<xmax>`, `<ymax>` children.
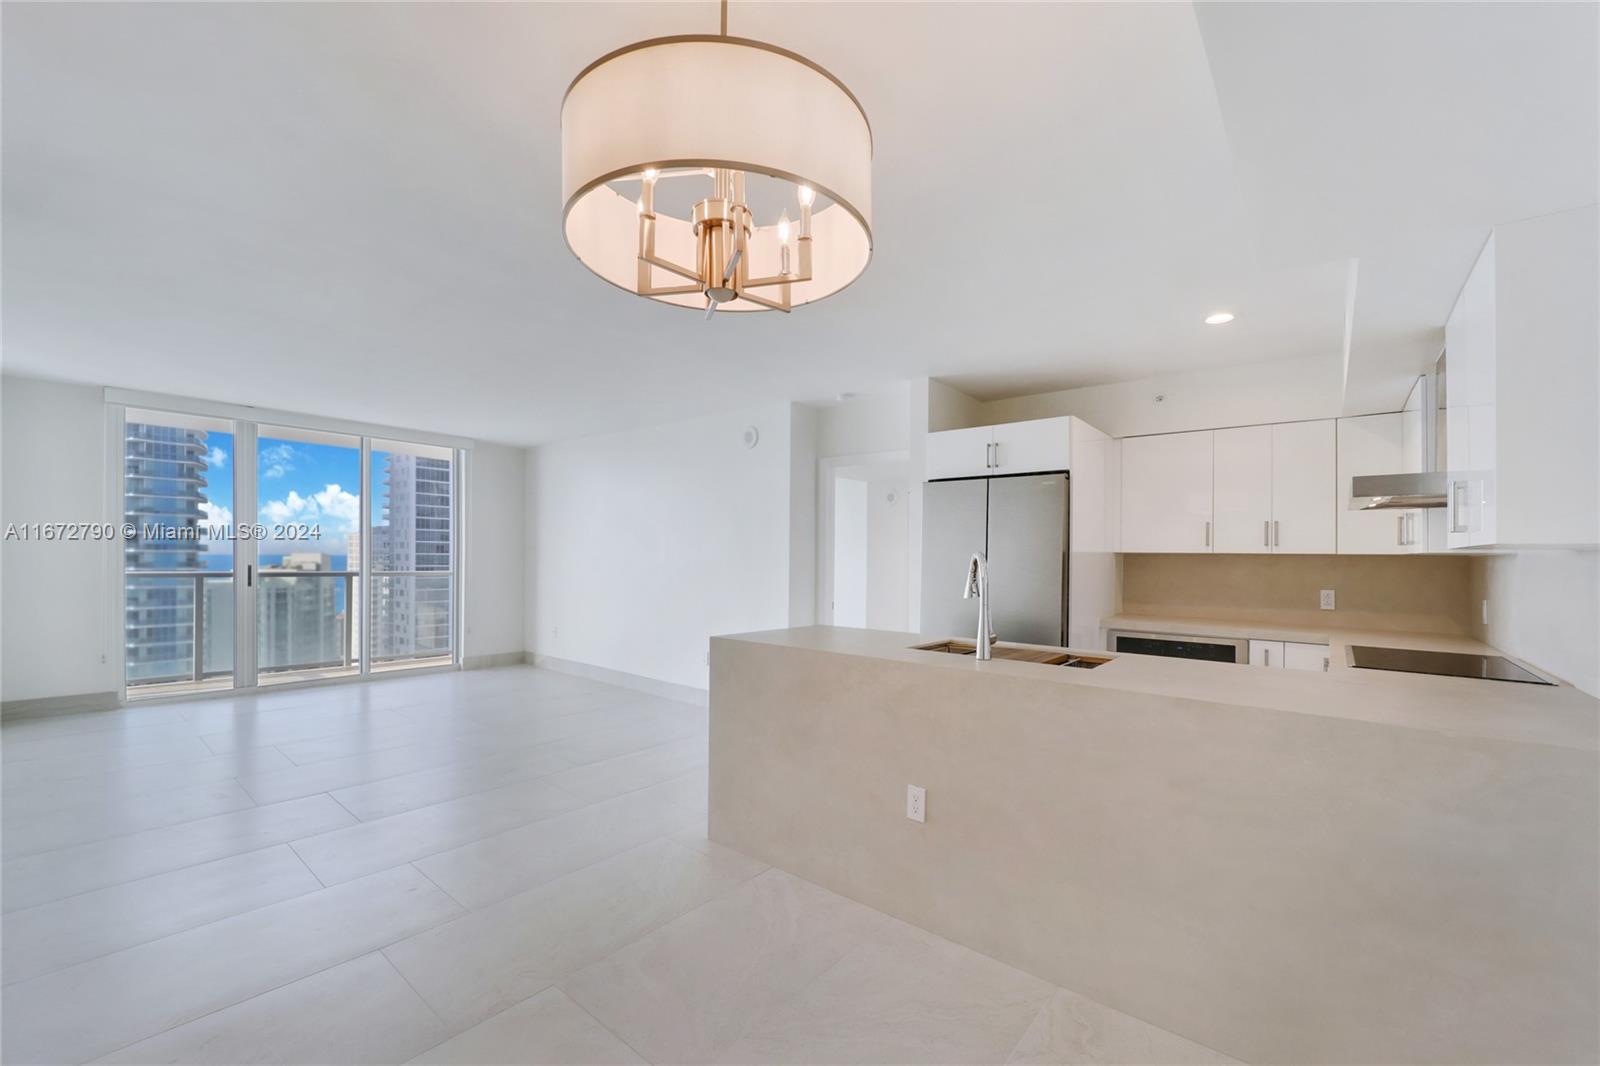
<box><xmin>1349</xmin><ymin>354</ymin><xmax>1450</xmax><ymax>511</ymax></box>
<box><xmin>1350</xmin><ymin>471</ymin><xmax>1449</xmax><ymax>510</ymax></box>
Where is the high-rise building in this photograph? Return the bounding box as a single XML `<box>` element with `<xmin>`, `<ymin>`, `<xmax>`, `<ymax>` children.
<box><xmin>345</xmin><ymin>530</ymin><xmax>362</xmax><ymax>664</ymax></box>
<box><xmin>257</xmin><ymin>552</ymin><xmax>342</xmax><ymax>671</ymax></box>
<box><xmin>372</xmin><ymin>453</ymin><xmax>452</xmax><ymax>661</ymax></box>
<box><xmin>123</xmin><ymin>421</ymin><xmax>210</xmax><ymax>684</ymax></box>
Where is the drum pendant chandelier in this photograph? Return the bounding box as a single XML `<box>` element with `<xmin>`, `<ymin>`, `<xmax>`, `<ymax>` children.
<box><xmin>561</xmin><ymin>0</ymin><xmax>872</xmax><ymax>315</ymax></box>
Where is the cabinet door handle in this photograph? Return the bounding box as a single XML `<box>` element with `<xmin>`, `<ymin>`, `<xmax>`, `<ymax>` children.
<box><xmin>992</xmin><ymin>441</ymin><xmax>1000</xmax><ymax>468</ymax></box>
<box><xmin>1264</xmin><ymin>520</ymin><xmax>1271</xmax><ymax>547</ymax></box>
<box><xmin>1407</xmin><ymin>512</ymin><xmax>1417</xmax><ymax>546</ymax></box>
<box><xmin>1398</xmin><ymin>515</ymin><xmax>1405</xmax><ymax>546</ymax></box>
<box><xmin>1450</xmin><ymin>481</ymin><xmax>1469</xmax><ymax>533</ymax></box>
<box><xmin>1204</xmin><ymin>520</ymin><xmax>1211</xmax><ymax>548</ymax></box>
<box><xmin>1264</xmin><ymin>647</ymin><xmax>1271</xmax><ymax>667</ymax></box>
<box><xmin>1323</xmin><ymin>656</ymin><xmax>1330</xmax><ymax>672</ymax></box>
<box><xmin>984</xmin><ymin>442</ymin><xmax>992</xmax><ymax>469</ymax></box>
<box><xmin>1273</xmin><ymin>520</ymin><xmax>1280</xmax><ymax>547</ymax></box>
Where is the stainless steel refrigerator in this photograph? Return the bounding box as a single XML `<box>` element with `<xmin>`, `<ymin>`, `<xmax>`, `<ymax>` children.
<box><xmin>920</xmin><ymin>473</ymin><xmax>1069</xmax><ymax>646</ymax></box>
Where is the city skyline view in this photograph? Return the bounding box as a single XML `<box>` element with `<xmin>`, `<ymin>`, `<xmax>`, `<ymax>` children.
<box><xmin>124</xmin><ymin>416</ymin><xmax>453</xmax><ymax>689</ymax></box>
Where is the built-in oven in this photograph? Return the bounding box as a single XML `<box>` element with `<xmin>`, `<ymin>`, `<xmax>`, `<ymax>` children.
<box><xmin>1105</xmin><ymin>630</ymin><xmax>1249</xmax><ymax>664</ymax></box>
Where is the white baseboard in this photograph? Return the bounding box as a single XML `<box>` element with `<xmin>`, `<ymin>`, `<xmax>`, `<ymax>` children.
<box><xmin>463</xmin><ymin>650</ymin><xmax>529</xmax><ymax>671</ymax></box>
<box><xmin>531</xmin><ymin>654</ymin><xmax>708</xmax><ymax>707</ymax></box>
<box><xmin>2</xmin><ymin>690</ymin><xmax>122</xmax><ymax>721</ymax></box>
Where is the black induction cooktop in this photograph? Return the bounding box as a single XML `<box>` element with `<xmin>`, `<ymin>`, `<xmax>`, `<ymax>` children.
<box><xmin>1347</xmin><ymin>646</ymin><xmax>1555</xmax><ymax>685</ymax></box>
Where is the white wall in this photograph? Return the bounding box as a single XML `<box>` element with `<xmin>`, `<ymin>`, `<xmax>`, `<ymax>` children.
<box><xmin>977</xmin><ymin>353</ymin><xmax>1348</xmax><ymax>437</ymax></box>
<box><xmin>464</xmin><ymin>442</ymin><xmax>526</xmax><ymax>664</ymax></box>
<box><xmin>927</xmin><ymin>379</ymin><xmax>986</xmax><ymax>432</ymax></box>
<box><xmin>865</xmin><ymin>478</ymin><xmax>910</xmax><ymax>630</ymax></box>
<box><xmin>1</xmin><ymin>376</ymin><xmax>121</xmax><ymax>703</ymax></box>
<box><xmin>787</xmin><ymin>405</ymin><xmax>818</xmax><ymax>627</ymax></box>
<box><xmin>832</xmin><ymin>478</ymin><xmax>868</xmax><ymax>628</ymax></box>
<box><xmin>526</xmin><ymin>402</ymin><xmax>810</xmax><ymax>692</ymax></box>
<box><xmin>1477</xmin><ymin>551</ymin><xmax>1600</xmax><ymax>697</ymax></box>
<box><xmin>816</xmin><ymin>389</ymin><xmax>910</xmax><ymax>459</ymax></box>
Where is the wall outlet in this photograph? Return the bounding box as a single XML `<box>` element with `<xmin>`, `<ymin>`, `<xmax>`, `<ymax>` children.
<box><xmin>906</xmin><ymin>784</ymin><xmax>926</xmax><ymax>823</ymax></box>
<box><xmin>1319</xmin><ymin>589</ymin><xmax>1336</xmax><ymax>611</ymax></box>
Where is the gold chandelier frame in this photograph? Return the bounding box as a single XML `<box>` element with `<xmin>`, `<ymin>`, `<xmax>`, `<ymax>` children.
<box><xmin>560</xmin><ymin>12</ymin><xmax>873</xmax><ymax>315</ymax></box>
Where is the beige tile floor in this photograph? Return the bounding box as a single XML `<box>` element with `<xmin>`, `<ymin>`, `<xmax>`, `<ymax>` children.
<box><xmin>1</xmin><ymin>666</ymin><xmax>1239</xmax><ymax>1065</ymax></box>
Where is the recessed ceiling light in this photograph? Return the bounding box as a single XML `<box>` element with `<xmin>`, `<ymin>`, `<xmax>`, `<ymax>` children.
<box><xmin>1204</xmin><ymin>311</ymin><xmax>1236</xmax><ymax>326</ymax></box>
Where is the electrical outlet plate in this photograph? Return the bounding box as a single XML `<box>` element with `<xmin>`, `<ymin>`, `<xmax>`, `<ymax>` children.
<box><xmin>906</xmin><ymin>784</ymin><xmax>925</xmax><ymax>823</ymax></box>
<box><xmin>1319</xmin><ymin>589</ymin><xmax>1336</xmax><ymax>611</ymax></box>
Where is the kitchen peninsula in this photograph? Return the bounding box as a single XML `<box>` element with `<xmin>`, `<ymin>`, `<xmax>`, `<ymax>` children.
<box><xmin>708</xmin><ymin>626</ymin><xmax>1599</xmax><ymax>1066</ymax></box>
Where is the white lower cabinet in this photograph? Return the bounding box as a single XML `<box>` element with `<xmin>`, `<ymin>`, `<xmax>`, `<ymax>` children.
<box><xmin>1250</xmin><ymin>640</ymin><xmax>1330</xmax><ymax>671</ymax></box>
<box><xmin>1248</xmin><ymin>640</ymin><xmax>1280</xmax><ymax>667</ymax></box>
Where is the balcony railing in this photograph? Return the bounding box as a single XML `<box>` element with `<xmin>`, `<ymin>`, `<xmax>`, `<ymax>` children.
<box><xmin>125</xmin><ymin>568</ymin><xmax>452</xmax><ymax>691</ymax></box>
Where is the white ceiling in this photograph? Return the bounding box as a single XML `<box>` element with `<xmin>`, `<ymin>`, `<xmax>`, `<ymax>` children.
<box><xmin>3</xmin><ymin>2</ymin><xmax>1594</xmax><ymax>445</ymax></box>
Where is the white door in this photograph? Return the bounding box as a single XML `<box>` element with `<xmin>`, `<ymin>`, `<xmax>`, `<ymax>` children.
<box><xmin>1120</xmin><ymin>431</ymin><xmax>1214</xmax><ymax>553</ymax></box>
<box><xmin>990</xmin><ymin>417</ymin><xmax>1071</xmax><ymax>476</ymax></box>
<box><xmin>1249</xmin><ymin>640</ymin><xmax>1284</xmax><ymax>667</ymax></box>
<box><xmin>1283</xmin><ymin>642</ymin><xmax>1330</xmax><ymax>672</ymax></box>
<box><xmin>1212</xmin><ymin>425</ymin><xmax>1273</xmax><ymax>553</ymax></box>
<box><xmin>1337</xmin><ymin>413</ymin><xmax>1419</xmax><ymax>554</ymax></box>
<box><xmin>1270</xmin><ymin>420</ymin><xmax>1336</xmax><ymax>553</ymax></box>
<box><xmin>832</xmin><ymin>477</ymin><xmax>868</xmax><ymax>627</ymax></box>
<box><xmin>925</xmin><ymin>426</ymin><xmax>994</xmax><ymax>480</ymax></box>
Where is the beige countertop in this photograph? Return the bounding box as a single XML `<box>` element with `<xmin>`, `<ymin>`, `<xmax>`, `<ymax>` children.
<box><xmin>716</xmin><ymin>624</ymin><xmax>1599</xmax><ymax>752</ymax></box>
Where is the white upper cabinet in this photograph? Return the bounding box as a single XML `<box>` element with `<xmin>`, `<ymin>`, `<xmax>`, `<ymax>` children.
<box><xmin>1270</xmin><ymin>420</ymin><xmax>1337</xmax><ymax>554</ymax></box>
<box><xmin>1213</xmin><ymin>425</ymin><xmax>1273</xmax><ymax>553</ymax></box>
<box><xmin>1442</xmin><ymin>206</ymin><xmax>1599</xmax><ymax>549</ymax></box>
<box><xmin>1120</xmin><ymin>430</ymin><xmax>1214</xmax><ymax>553</ymax></box>
<box><xmin>1211</xmin><ymin>420</ymin><xmax>1335</xmax><ymax>554</ymax></box>
<box><xmin>1445</xmin><ymin>235</ymin><xmax>1497</xmax><ymax>548</ymax></box>
<box><xmin>925</xmin><ymin>417</ymin><xmax>1072</xmax><ymax>480</ymax></box>
<box><xmin>991</xmin><ymin>417</ymin><xmax>1071</xmax><ymax>476</ymax></box>
<box><xmin>1338</xmin><ymin>413</ymin><xmax>1422</xmax><ymax>554</ymax></box>
<box><xmin>925</xmin><ymin>425</ymin><xmax>996</xmax><ymax>480</ymax></box>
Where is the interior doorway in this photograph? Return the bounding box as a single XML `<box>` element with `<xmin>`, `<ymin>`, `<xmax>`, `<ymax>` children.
<box><xmin>818</xmin><ymin>452</ymin><xmax>911</xmax><ymax>630</ymax></box>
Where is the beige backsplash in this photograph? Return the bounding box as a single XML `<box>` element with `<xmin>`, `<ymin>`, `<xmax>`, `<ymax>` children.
<box><xmin>1119</xmin><ymin>553</ymin><xmax>1478</xmax><ymax>634</ymax></box>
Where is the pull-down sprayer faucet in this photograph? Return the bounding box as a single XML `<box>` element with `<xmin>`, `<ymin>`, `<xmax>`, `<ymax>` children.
<box><xmin>963</xmin><ymin>552</ymin><xmax>995</xmax><ymax>660</ymax></box>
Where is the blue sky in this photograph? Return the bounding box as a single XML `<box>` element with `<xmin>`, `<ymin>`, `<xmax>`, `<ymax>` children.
<box><xmin>199</xmin><ymin>434</ymin><xmax>374</xmax><ymax>559</ymax></box>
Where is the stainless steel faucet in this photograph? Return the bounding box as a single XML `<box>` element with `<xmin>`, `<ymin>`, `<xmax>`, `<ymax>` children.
<box><xmin>963</xmin><ymin>552</ymin><xmax>995</xmax><ymax>661</ymax></box>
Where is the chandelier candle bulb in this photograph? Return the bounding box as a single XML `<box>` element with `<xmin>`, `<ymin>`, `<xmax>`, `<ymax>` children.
<box><xmin>561</xmin><ymin>29</ymin><xmax>871</xmax><ymax>313</ymax></box>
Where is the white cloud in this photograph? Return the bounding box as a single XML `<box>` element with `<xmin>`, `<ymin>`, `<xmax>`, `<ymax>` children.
<box><xmin>258</xmin><ymin>483</ymin><xmax>359</xmax><ymax>534</ymax></box>
<box><xmin>199</xmin><ymin>501</ymin><xmax>233</xmax><ymax>544</ymax></box>
<box><xmin>259</xmin><ymin>491</ymin><xmax>307</xmax><ymax>526</ymax></box>
<box><xmin>259</xmin><ymin>443</ymin><xmax>295</xmax><ymax>479</ymax></box>
<box><xmin>206</xmin><ymin>446</ymin><xmax>228</xmax><ymax>469</ymax></box>
<box><xmin>311</xmin><ymin>484</ymin><xmax>360</xmax><ymax>528</ymax></box>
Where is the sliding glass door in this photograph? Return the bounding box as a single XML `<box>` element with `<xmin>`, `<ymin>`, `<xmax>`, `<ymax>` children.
<box><xmin>122</xmin><ymin>407</ymin><xmax>460</xmax><ymax>699</ymax></box>
<box><xmin>254</xmin><ymin>426</ymin><xmax>362</xmax><ymax>686</ymax></box>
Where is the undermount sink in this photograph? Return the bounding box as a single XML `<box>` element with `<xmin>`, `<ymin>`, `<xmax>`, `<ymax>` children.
<box><xmin>912</xmin><ymin>640</ymin><xmax>1110</xmax><ymax>669</ymax></box>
